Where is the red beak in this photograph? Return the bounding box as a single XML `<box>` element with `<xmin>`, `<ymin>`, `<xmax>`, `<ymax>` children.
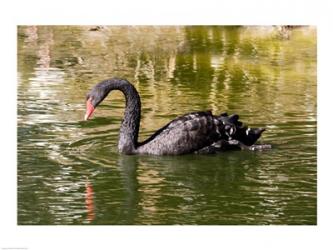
<box><xmin>84</xmin><ymin>98</ymin><xmax>95</xmax><ymax>120</ymax></box>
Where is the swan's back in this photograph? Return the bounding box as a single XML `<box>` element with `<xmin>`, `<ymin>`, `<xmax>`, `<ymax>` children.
<box><xmin>136</xmin><ymin>111</ymin><xmax>224</xmax><ymax>155</ymax></box>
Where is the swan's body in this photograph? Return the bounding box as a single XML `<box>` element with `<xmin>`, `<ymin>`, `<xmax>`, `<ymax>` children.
<box><xmin>85</xmin><ymin>78</ymin><xmax>267</xmax><ymax>155</ymax></box>
<box><xmin>137</xmin><ymin>111</ymin><xmax>225</xmax><ymax>155</ymax></box>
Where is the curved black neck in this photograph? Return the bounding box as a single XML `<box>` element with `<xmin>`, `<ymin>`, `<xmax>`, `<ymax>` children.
<box><xmin>102</xmin><ymin>79</ymin><xmax>141</xmax><ymax>154</ymax></box>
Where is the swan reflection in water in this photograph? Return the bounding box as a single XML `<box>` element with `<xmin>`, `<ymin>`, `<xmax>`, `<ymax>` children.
<box><xmin>85</xmin><ymin>180</ymin><xmax>95</xmax><ymax>222</ymax></box>
<box><xmin>85</xmin><ymin>152</ymin><xmax>263</xmax><ymax>225</ymax></box>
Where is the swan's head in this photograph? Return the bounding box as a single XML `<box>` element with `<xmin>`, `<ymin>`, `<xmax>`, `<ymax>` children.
<box><xmin>84</xmin><ymin>82</ymin><xmax>110</xmax><ymax>120</ymax></box>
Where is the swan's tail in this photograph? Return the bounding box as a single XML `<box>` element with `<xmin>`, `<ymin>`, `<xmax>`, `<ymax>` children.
<box><xmin>216</xmin><ymin>112</ymin><xmax>266</xmax><ymax>146</ymax></box>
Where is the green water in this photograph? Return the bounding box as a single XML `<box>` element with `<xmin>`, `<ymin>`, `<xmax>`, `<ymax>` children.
<box><xmin>17</xmin><ymin>26</ymin><xmax>316</xmax><ymax>225</ymax></box>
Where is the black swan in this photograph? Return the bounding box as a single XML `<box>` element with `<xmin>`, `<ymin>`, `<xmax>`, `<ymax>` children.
<box><xmin>84</xmin><ymin>78</ymin><xmax>269</xmax><ymax>155</ymax></box>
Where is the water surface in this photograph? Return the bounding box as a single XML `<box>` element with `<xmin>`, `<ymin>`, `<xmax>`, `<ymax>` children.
<box><xmin>17</xmin><ymin>26</ymin><xmax>316</xmax><ymax>225</ymax></box>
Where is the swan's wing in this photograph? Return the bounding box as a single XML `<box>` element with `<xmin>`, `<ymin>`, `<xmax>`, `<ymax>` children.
<box><xmin>137</xmin><ymin>111</ymin><xmax>224</xmax><ymax>155</ymax></box>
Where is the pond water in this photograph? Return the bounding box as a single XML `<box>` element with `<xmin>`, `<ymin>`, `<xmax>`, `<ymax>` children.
<box><xmin>17</xmin><ymin>26</ymin><xmax>316</xmax><ymax>225</ymax></box>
